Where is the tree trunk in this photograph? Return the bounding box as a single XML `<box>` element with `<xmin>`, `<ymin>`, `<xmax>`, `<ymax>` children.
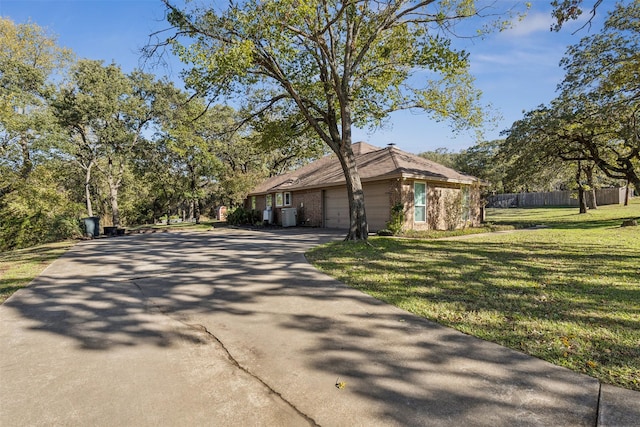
<box><xmin>85</xmin><ymin>161</ymin><xmax>94</xmax><ymax>217</ymax></box>
<box><xmin>624</xmin><ymin>179</ymin><xmax>630</xmax><ymax>206</ymax></box>
<box><xmin>576</xmin><ymin>161</ymin><xmax>587</xmax><ymax>214</ymax></box>
<box><xmin>20</xmin><ymin>136</ymin><xmax>33</xmax><ymax>179</ymax></box>
<box><xmin>578</xmin><ymin>187</ymin><xmax>587</xmax><ymax>213</ymax></box>
<box><xmin>194</xmin><ymin>199</ymin><xmax>201</xmax><ymax>224</ymax></box>
<box><xmin>108</xmin><ymin>177</ymin><xmax>120</xmax><ymax>227</ymax></box>
<box><xmin>335</xmin><ymin>144</ymin><xmax>368</xmax><ymax>240</ymax></box>
<box><xmin>585</xmin><ymin>164</ymin><xmax>597</xmax><ymax>209</ymax></box>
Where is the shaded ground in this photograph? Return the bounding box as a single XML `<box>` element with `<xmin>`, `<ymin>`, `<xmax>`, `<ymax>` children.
<box><xmin>1</xmin><ymin>229</ymin><xmax>635</xmax><ymax>426</ymax></box>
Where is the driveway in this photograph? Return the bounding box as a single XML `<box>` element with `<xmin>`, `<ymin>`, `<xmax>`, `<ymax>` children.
<box><xmin>0</xmin><ymin>228</ymin><xmax>637</xmax><ymax>426</ymax></box>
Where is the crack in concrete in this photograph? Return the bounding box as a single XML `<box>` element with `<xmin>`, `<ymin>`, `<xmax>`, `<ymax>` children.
<box><xmin>594</xmin><ymin>383</ymin><xmax>602</xmax><ymax>427</ymax></box>
<box><xmin>188</xmin><ymin>322</ymin><xmax>321</xmax><ymax>427</ymax></box>
<box><xmin>130</xmin><ymin>280</ymin><xmax>320</xmax><ymax>427</ymax></box>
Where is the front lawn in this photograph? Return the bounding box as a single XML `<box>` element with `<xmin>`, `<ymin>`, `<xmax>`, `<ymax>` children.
<box><xmin>306</xmin><ymin>200</ymin><xmax>640</xmax><ymax>391</ymax></box>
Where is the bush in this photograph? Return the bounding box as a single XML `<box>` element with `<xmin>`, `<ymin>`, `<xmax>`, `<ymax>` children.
<box><xmin>226</xmin><ymin>207</ymin><xmax>262</xmax><ymax>226</ymax></box>
<box><xmin>385</xmin><ymin>202</ymin><xmax>405</xmax><ymax>235</ymax></box>
<box><xmin>0</xmin><ymin>168</ymin><xmax>84</xmax><ymax>251</ymax></box>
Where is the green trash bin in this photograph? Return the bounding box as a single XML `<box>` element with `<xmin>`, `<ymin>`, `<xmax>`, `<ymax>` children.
<box><xmin>82</xmin><ymin>217</ymin><xmax>100</xmax><ymax>238</ymax></box>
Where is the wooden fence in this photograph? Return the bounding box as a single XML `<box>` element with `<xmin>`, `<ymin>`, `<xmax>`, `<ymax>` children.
<box><xmin>487</xmin><ymin>187</ymin><xmax>631</xmax><ymax>208</ymax></box>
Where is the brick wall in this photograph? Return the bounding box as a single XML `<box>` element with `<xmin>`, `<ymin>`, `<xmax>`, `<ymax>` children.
<box><xmin>292</xmin><ymin>189</ymin><xmax>323</xmax><ymax>227</ymax></box>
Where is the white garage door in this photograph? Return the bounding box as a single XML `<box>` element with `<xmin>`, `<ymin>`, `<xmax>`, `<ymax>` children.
<box><xmin>324</xmin><ymin>187</ymin><xmax>349</xmax><ymax>229</ymax></box>
<box><xmin>364</xmin><ymin>182</ymin><xmax>391</xmax><ymax>232</ymax></box>
<box><xmin>323</xmin><ymin>183</ymin><xmax>390</xmax><ymax>232</ymax></box>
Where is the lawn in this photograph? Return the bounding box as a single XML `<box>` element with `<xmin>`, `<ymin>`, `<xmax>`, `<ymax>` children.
<box><xmin>306</xmin><ymin>200</ymin><xmax>640</xmax><ymax>391</ymax></box>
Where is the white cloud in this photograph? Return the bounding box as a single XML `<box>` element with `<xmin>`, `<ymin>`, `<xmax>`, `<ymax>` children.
<box><xmin>504</xmin><ymin>12</ymin><xmax>555</xmax><ymax>37</ymax></box>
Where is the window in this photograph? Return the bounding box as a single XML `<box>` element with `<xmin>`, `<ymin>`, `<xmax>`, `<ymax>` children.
<box><xmin>275</xmin><ymin>192</ymin><xmax>283</xmax><ymax>207</ymax></box>
<box><xmin>266</xmin><ymin>194</ymin><xmax>272</xmax><ymax>208</ymax></box>
<box><xmin>251</xmin><ymin>196</ymin><xmax>256</xmax><ymax>210</ymax></box>
<box><xmin>414</xmin><ymin>182</ymin><xmax>426</xmax><ymax>222</ymax></box>
<box><xmin>284</xmin><ymin>192</ymin><xmax>291</xmax><ymax>206</ymax></box>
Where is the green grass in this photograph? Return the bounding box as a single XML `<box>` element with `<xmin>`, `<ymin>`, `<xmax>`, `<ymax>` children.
<box><xmin>0</xmin><ymin>240</ymin><xmax>77</xmax><ymax>304</ymax></box>
<box><xmin>307</xmin><ymin>200</ymin><xmax>640</xmax><ymax>391</ymax></box>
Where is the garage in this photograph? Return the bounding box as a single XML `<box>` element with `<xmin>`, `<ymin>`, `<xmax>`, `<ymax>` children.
<box><xmin>323</xmin><ymin>183</ymin><xmax>390</xmax><ymax>232</ymax></box>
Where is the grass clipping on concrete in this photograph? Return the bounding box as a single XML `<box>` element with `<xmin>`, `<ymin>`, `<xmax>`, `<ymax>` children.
<box><xmin>307</xmin><ymin>201</ymin><xmax>640</xmax><ymax>391</ymax></box>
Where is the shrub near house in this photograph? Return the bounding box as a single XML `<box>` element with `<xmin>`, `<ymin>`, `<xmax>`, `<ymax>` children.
<box><xmin>245</xmin><ymin>142</ymin><xmax>483</xmax><ymax>231</ymax></box>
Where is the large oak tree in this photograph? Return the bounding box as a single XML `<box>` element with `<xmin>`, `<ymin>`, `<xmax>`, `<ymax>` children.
<box><xmin>158</xmin><ymin>0</ymin><xmax>511</xmax><ymax>240</ymax></box>
<box><xmin>504</xmin><ymin>1</ymin><xmax>640</xmax><ymax>204</ymax></box>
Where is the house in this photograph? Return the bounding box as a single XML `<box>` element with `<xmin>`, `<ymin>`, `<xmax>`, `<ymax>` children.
<box><xmin>244</xmin><ymin>142</ymin><xmax>483</xmax><ymax>232</ymax></box>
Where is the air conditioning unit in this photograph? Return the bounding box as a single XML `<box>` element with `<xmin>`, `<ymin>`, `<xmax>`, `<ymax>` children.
<box><xmin>281</xmin><ymin>208</ymin><xmax>297</xmax><ymax>227</ymax></box>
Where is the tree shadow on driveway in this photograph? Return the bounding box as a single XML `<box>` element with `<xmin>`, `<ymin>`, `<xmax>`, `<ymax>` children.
<box><xmin>1</xmin><ymin>228</ymin><xmax>601</xmax><ymax>426</ymax></box>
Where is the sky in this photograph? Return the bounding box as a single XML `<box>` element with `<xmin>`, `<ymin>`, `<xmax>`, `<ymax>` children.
<box><xmin>0</xmin><ymin>0</ymin><xmax>612</xmax><ymax>155</ymax></box>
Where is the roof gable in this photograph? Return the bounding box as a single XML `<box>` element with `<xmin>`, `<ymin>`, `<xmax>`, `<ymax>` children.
<box><xmin>249</xmin><ymin>142</ymin><xmax>478</xmax><ymax>195</ymax></box>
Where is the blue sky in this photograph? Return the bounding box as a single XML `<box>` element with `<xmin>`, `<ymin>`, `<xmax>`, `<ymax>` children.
<box><xmin>1</xmin><ymin>0</ymin><xmax>610</xmax><ymax>154</ymax></box>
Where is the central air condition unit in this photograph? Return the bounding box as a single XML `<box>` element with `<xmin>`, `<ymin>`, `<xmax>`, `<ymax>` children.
<box><xmin>281</xmin><ymin>208</ymin><xmax>297</xmax><ymax>227</ymax></box>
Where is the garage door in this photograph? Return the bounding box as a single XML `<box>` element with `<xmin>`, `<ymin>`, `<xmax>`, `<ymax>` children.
<box><xmin>324</xmin><ymin>187</ymin><xmax>349</xmax><ymax>229</ymax></box>
<box><xmin>323</xmin><ymin>183</ymin><xmax>390</xmax><ymax>232</ymax></box>
<box><xmin>363</xmin><ymin>182</ymin><xmax>391</xmax><ymax>232</ymax></box>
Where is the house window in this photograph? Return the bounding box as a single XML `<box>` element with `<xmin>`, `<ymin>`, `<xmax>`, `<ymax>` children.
<box><xmin>284</xmin><ymin>192</ymin><xmax>291</xmax><ymax>206</ymax></box>
<box><xmin>266</xmin><ymin>194</ymin><xmax>272</xmax><ymax>208</ymax></box>
<box><xmin>251</xmin><ymin>196</ymin><xmax>256</xmax><ymax>210</ymax></box>
<box><xmin>414</xmin><ymin>182</ymin><xmax>426</xmax><ymax>222</ymax></box>
<box><xmin>461</xmin><ymin>186</ymin><xmax>470</xmax><ymax>222</ymax></box>
<box><xmin>275</xmin><ymin>192</ymin><xmax>283</xmax><ymax>207</ymax></box>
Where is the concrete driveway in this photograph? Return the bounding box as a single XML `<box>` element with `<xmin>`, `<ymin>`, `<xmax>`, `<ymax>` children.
<box><xmin>1</xmin><ymin>228</ymin><xmax>637</xmax><ymax>426</ymax></box>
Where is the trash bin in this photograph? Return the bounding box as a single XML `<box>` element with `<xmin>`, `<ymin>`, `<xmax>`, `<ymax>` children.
<box><xmin>82</xmin><ymin>216</ymin><xmax>100</xmax><ymax>238</ymax></box>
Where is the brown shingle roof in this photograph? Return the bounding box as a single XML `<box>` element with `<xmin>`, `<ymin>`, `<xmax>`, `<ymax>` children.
<box><xmin>249</xmin><ymin>142</ymin><xmax>479</xmax><ymax>195</ymax></box>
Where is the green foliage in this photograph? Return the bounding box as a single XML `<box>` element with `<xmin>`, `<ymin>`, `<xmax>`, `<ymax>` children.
<box><xmin>385</xmin><ymin>202</ymin><xmax>405</xmax><ymax>235</ymax></box>
<box><xmin>163</xmin><ymin>0</ymin><xmax>524</xmax><ymax>239</ymax></box>
<box><xmin>226</xmin><ymin>206</ymin><xmax>261</xmax><ymax>226</ymax></box>
<box><xmin>418</xmin><ymin>148</ymin><xmax>458</xmax><ymax>169</ymax></box>
<box><xmin>504</xmin><ymin>2</ymin><xmax>640</xmax><ymax>195</ymax></box>
<box><xmin>0</xmin><ymin>166</ymin><xmax>83</xmax><ymax>251</ymax></box>
<box><xmin>52</xmin><ymin>60</ymin><xmax>175</xmax><ymax>227</ymax></box>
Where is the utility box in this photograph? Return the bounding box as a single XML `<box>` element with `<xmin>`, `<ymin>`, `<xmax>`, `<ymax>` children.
<box><xmin>263</xmin><ymin>207</ymin><xmax>273</xmax><ymax>224</ymax></box>
<box><xmin>281</xmin><ymin>208</ymin><xmax>297</xmax><ymax>227</ymax></box>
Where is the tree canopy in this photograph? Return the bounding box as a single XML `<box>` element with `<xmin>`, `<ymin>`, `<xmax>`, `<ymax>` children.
<box><xmin>160</xmin><ymin>0</ymin><xmax>515</xmax><ymax>239</ymax></box>
<box><xmin>504</xmin><ymin>1</ymin><xmax>639</xmax><ymax>196</ymax></box>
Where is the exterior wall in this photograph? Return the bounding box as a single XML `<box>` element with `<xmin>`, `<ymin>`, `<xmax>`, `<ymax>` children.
<box><xmin>246</xmin><ymin>178</ymin><xmax>482</xmax><ymax>231</ymax></box>
<box><xmin>246</xmin><ymin>190</ymin><xmax>322</xmax><ymax>226</ymax></box>
<box><xmin>292</xmin><ymin>189</ymin><xmax>323</xmax><ymax>227</ymax></box>
<box><xmin>403</xmin><ymin>180</ymin><xmax>483</xmax><ymax>231</ymax></box>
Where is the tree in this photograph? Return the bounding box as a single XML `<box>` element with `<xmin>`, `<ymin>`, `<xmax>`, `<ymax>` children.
<box><xmin>0</xmin><ymin>19</ymin><xmax>82</xmax><ymax>249</ymax></box>
<box><xmin>550</xmin><ymin>0</ymin><xmax>603</xmax><ymax>32</ymax></box>
<box><xmin>555</xmin><ymin>1</ymin><xmax>640</xmax><ymax>191</ymax></box>
<box><xmin>158</xmin><ymin>0</ymin><xmax>512</xmax><ymax>240</ymax></box>
<box><xmin>53</xmin><ymin>60</ymin><xmax>173</xmax><ymax>227</ymax></box>
<box><xmin>0</xmin><ymin>18</ymin><xmax>71</xmax><ymax>197</ymax></box>
<box><xmin>503</xmin><ymin>2</ymin><xmax>640</xmax><ymax>207</ymax></box>
<box><xmin>418</xmin><ymin>148</ymin><xmax>458</xmax><ymax>169</ymax></box>
<box><xmin>455</xmin><ymin>140</ymin><xmax>514</xmax><ymax>193</ymax></box>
